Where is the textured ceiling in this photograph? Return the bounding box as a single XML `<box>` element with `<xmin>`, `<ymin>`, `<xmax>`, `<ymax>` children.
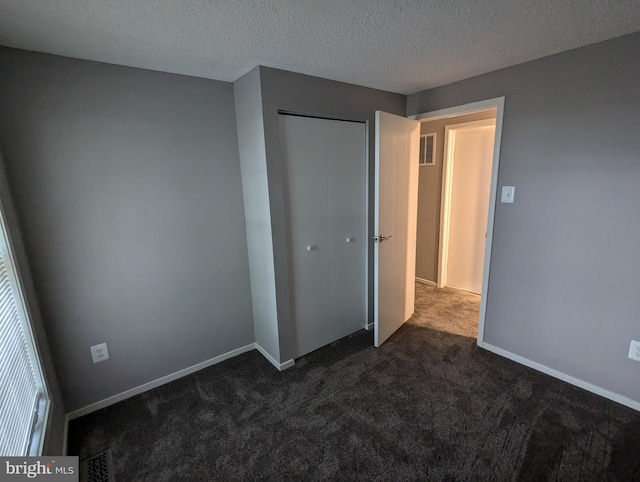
<box><xmin>0</xmin><ymin>1</ymin><xmax>639</xmax><ymax>94</ymax></box>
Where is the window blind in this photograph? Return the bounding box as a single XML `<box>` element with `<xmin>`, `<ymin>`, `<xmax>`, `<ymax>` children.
<box><xmin>0</xmin><ymin>232</ymin><xmax>44</xmax><ymax>456</ymax></box>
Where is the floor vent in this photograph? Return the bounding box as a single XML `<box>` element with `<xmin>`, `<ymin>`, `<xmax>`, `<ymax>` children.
<box><xmin>81</xmin><ymin>449</ymin><xmax>115</xmax><ymax>482</ymax></box>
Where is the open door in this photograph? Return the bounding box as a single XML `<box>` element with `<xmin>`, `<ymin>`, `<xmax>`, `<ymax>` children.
<box><xmin>374</xmin><ymin>111</ymin><xmax>420</xmax><ymax>347</ymax></box>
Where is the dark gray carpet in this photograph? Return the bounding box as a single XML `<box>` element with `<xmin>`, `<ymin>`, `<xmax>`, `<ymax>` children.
<box><xmin>68</xmin><ymin>285</ymin><xmax>640</xmax><ymax>481</ymax></box>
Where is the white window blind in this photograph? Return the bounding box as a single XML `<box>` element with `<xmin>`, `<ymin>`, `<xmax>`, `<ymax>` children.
<box><xmin>0</xmin><ymin>214</ymin><xmax>47</xmax><ymax>456</ymax></box>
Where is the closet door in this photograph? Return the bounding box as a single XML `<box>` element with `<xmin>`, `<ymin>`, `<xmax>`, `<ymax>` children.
<box><xmin>279</xmin><ymin>115</ymin><xmax>332</xmax><ymax>357</ymax></box>
<box><xmin>279</xmin><ymin>115</ymin><xmax>366</xmax><ymax>358</ymax></box>
<box><xmin>326</xmin><ymin>120</ymin><xmax>367</xmax><ymax>340</ymax></box>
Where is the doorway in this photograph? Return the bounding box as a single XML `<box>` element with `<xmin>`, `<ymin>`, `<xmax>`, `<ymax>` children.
<box><xmin>410</xmin><ymin>98</ymin><xmax>505</xmax><ymax>344</ymax></box>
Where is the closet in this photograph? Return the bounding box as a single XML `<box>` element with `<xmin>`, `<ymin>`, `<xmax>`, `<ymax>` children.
<box><xmin>278</xmin><ymin>114</ymin><xmax>367</xmax><ymax>358</ymax></box>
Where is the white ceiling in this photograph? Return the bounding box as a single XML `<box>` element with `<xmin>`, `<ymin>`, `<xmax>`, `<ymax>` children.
<box><xmin>0</xmin><ymin>0</ymin><xmax>639</xmax><ymax>94</ymax></box>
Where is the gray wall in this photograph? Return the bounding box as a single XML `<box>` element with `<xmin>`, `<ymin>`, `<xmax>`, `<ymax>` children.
<box><xmin>259</xmin><ymin>67</ymin><xmax>406</xmax><ymax>361</ymax></box>
<box><xmin>0</xmin><ymin>149</ymin><xmax>66</xmax><ymax>454</ymax></box>
<box><xmin>416</xmin><ymin>110</ymin><xmax>496</xmax><ymax>282</ymax></box>
<box><xmin>0</xmin><ymin>47</ymin><xmax>254</xmax><ymax>412</ymax></box>
<box><xmin>234</xmin><ymin>68</ymin><xmax>281</xmax><ymax>362</ymax></box>
<box><xmin>408</xmin><ymin>32</ymin><xmax>640</xmax><ymax>405</ymax></box>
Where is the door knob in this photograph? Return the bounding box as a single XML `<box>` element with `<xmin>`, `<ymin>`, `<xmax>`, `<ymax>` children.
<box><xmin>372</xmin><ymin>235</ymin><xmax>392</xmax><ymax>243</ymax></box>
<box><xmin>306</xmin><ymin>245</ymin><xmax>316</xmax><ymax>252</ymax></box>
<box><xmin>346</xmin><ymin>237</ymin><xmax>353</xmax><ymax>243</ymax></box>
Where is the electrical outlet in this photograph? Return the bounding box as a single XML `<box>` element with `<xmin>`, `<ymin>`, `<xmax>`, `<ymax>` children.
<box><xmin>90</xmin><ymin>343</ymin><xmax>109</xmax><ymax>364</ymax></box>
<box><xmin>628</xmin><ymin>340</ymin><xmax>640</xmax><ymax>363</ymax></box>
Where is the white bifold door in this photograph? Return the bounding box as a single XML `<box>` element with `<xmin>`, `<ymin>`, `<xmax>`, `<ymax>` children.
<box><xmin>279</xmin><ymin>114</ymin><xmax>367</xmax><ymax>359</ymax></box>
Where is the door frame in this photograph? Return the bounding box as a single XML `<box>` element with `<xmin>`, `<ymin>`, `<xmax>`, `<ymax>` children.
<box><xmin>409</xmin><ymin>97</ymin><xmax>505</xmax><ymax>345</ymax></box>
<box><xmin>439</xmin><ymin>118</ymin><xmax>496</xmax><ymax>290</ymax></box>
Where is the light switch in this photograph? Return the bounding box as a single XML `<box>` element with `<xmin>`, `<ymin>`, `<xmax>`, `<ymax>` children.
<box><xmin>501</xmin><ymin>186</ymin><xmax>515</xmax><ymax>203</ymax></box>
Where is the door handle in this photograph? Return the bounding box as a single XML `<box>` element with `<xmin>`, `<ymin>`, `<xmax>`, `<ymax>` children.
<box><xmin>372</xmin><ymin>235</ymin><xmax>392</xmax><ymax>243</ymax></box>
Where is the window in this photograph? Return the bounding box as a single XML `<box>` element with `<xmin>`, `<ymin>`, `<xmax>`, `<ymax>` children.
<box><xmin>419</xmin><ymin>133</ymin><xmax>436</xmax><ymax>166</ymax></box>
<box><xmin>0</xmin><ymin>203</ymin><xmax>49</xmax><ymax>456</ymax></box>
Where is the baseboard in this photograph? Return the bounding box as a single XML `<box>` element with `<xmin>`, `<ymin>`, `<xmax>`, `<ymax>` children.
<box><xmin>62</xmin><ymin>414</ymin><xmax>69</xmax><ymax>456</ymax></box>
<box><xmin>480</xmin><ymin>342</ymin><xmax>640</xmax><ymax>412</ymax></box>
<box><xmin>255</xmin><ymin>343</ymin><xmax>295</xmax><ymax>371</ymax></box>
<box><xmin>67</xmin><ymin>343</ymin><xmax>256</xmax><ymax>420</ymax></box>
<box><xmin>415</xmin><ymin>277</ymin><xmax>436</xmax><ymax>286</ymax></box>
<box><xmin>279</xmin><ymin>359</ymin><xmax>295</xmax><ymax>370</ymax></box>
<box><xmin>366</xmin><ymin>322</ymin><xmax>374</xmax><ymax>331</ymax></box>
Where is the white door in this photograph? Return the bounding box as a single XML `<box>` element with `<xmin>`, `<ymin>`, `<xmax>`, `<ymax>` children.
<box><xmin>279</xmin><ymin>115</ymin><xmax>366</xmax><ymax>358</ymax></box>
<box><xmin>447</xmin><ymin>124</ymin><xmax>495</xmax><ymax>293</ymax></box>
<box><xmin>374</xmin><ymin>111</ymin><xmax>420</xmax><ymax>347</ymax></box>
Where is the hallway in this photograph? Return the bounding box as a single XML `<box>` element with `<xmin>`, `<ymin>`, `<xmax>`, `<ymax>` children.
<box><xmin>412</xmin><ymin>282</ymin><xmax>480</xmax><ymax>338</ymax></box>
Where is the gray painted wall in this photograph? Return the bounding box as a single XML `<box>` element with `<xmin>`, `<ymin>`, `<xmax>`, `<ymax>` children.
<box><xmin>0</xmin><ymin>47</ymin><xmax>254</xmax><ymax>412</ymax></box>
<box><xmin>259</xmin><ymin>67</ymin><xmax>406</xmax><ymax>361</ymax></box>
<box><xmin>0</xmin><ymin>149</ymin><xmax>66</xmax><ymax>454</ymax></box>
<box><xmin>416</xmin><ymin>110</ymin><xmax>496</xmax><ymax>282</ymax></box>
<box><xmin>233</xmin><ymin>68</ymin><xmax>281</xmax><ymax>363</ymax></box>
<box><xmin>408</xmin><ymin>32</ymin><xmax>640</xmax><ymax>405</ymax></box>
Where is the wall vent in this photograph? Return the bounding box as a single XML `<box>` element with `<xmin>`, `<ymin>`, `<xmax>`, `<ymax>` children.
<box><xmin>419</xmin><ymin>133</ymin><xmax>436</xmax><ymax>166</ymax></box>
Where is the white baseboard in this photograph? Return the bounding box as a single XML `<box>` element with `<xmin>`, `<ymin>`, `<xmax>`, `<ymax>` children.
<box><xmin>67</xmin><ymin>343</ymin><xmax>256</xmax><ymax>420</ymax></box>
<box><xmin>366</xmin><ymin>322</ymin><xmax>374</xmax><ymax>331</ymax></box>
<box><xmin>480</xmin><ymin>342</ymin><xmax>640</xmax><ymax>412</ymax></box>
<box><xmin>255</xmin><ymin>343</ymin><xmax>295</xmax><ymax>371</ymax></box>
<box><xmin>62</xmin><ymin>415</ymin><xmax>69</xmax><ymax>456</ymax></box>
<box><xmin>415</xmin><ymin>277</ymin><xmax>436</xmax><ymax>286</ymax></box>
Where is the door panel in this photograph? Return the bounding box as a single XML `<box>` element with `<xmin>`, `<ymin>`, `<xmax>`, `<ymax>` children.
<box><xmin>447</xmin><ymin>126</ymin><xmax>495</xmax><ymax>294</ymax></box>
<box><xmin>326</xmin><ymin>121</ymin><xmax>367</xmax><ymax>340</ymax></box>
<box><xmin>374</xmin><ymin>111</ymin><xmax>420</xmax><ymax>347</ymax></box>
<box><xmin>280</xmin><ymin>115</ymin><xmax>332</xmax><ymax>357</ymax></box>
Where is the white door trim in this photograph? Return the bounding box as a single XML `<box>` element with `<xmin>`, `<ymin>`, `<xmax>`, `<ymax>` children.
<box><xmin>438</xmin><ymin>118</ymin><xmax>496</xmax><ymax>290</ymax></box>
<box><xmin>364</xmin><ymin>120</ymin><xmax>370</xmax><ymax>331</ymax></box>
<box><xmin>409</xmin><ymin>97</ymin><xmax>505</xmax><ymax>347</ymax></box>
<box><xmin>409</xmin><ymin>98</ymin><xmax>503</xmax><ymax>123</ymax></box>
